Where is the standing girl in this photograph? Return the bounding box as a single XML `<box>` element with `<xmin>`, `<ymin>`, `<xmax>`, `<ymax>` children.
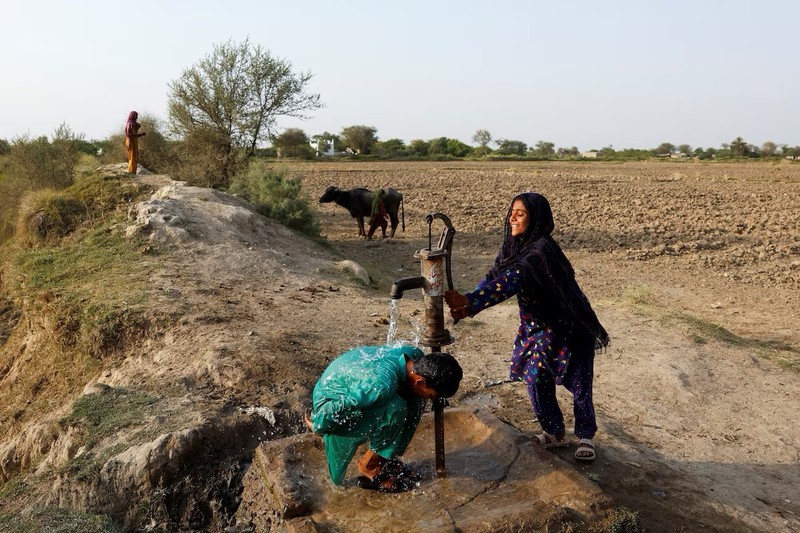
<box><xmin>444</xmin><ymin>192</ymin><xmax>609</xmax><ymax>461</ymax></box>
<box><xmin>124</xmin><ymin>111</ymin><xmax>146</xmax><ymax>174</ymax></box>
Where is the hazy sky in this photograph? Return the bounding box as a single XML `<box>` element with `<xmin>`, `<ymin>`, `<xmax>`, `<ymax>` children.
<box><xmin>2</xmin><ymin>0</ymin><xmax>798</xmax><ymax>151</ymax></box>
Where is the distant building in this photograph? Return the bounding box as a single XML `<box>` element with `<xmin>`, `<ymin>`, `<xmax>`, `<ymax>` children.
<box><xmin>581</xmin><ymin>150</ymin><xmax>600</xmax><ymax>158</ymax></box>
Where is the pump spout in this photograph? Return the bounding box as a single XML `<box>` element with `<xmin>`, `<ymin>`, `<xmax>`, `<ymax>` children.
<box><xmin>390</xmin><ymin>276</ymin><xmax>427</xmax><ymax>299</ymax></box>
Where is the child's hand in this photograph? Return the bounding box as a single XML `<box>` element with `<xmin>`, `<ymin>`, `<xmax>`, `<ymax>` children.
<box><xmin>303</xmin><ymin>411</ymin><xmax>315</xmax><ymax>432</ymax></box>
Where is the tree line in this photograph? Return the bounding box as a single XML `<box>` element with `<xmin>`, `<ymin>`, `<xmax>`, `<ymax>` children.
<box><xmin>270</xmin><ymin>128</ymin><xmax>800</xmax><ymax>161</ymax></box>
<box><xmin>2</xmin><ymin>38</ymin><xmax>798</xmax><ymax>237</ymax></box>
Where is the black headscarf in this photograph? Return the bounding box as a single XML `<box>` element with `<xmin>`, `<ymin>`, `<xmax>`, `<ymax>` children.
<box><xmin>489</xmin><ymin>192</ymin><xmax>609</xmax><ymax>350</ymax></box>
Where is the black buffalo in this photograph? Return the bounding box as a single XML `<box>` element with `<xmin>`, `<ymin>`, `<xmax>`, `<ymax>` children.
<box><xmin>319</xmin><ymin>186</ymin><xmax>405</xmax><ymax>238</ymax></box>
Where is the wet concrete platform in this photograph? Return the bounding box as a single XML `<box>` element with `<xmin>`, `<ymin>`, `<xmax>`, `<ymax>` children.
<box><xmin>236</xmin><ymin>408</ymin><xmax>611</xmax><ymax>532</ymax></box>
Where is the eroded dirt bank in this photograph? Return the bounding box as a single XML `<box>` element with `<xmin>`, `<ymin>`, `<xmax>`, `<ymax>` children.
<box><xmin>1</xmin><ymin>160</ymin><xmax>798</xmax><ymax>531</ymax></box>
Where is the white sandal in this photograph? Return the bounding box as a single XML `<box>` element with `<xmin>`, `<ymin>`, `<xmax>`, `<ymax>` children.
<box><xmin>575</xmin><ymin>438</ymin><xmax>596</xmax><ymax>461</ymax></box>
<box><xmin>536</xmin><ymin>431</ymin><xmax>569</xmax><ymax>449</ymax></box>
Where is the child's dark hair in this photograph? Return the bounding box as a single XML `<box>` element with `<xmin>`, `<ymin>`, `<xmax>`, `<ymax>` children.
<box><xmin>413</xmin><ymin>352</ymin><xmax>463</xmax><ymax>398</ymax></box>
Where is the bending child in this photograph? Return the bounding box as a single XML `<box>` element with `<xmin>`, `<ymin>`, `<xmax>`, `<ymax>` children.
<box><xmin>306</xmin><ymin>344</ymin><xmax>462</xmax><ymax>492</ymax></box>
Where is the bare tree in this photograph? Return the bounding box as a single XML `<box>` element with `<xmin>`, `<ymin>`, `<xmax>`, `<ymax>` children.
<box><xmin>472</xmin><ymin>129</ymin><xmax>492</xmax><ymax>155</ymax></box>
<box><xmin>168</xmin><ymin>38</ymin><xmax>322</xmax><ymax>186</ymax></box>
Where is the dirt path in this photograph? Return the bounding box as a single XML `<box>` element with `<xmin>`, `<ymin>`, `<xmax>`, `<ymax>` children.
<box><xmin>284</xmin><ymin>160</ymin><xmax>800</xmax><ymax>532</ymax></box>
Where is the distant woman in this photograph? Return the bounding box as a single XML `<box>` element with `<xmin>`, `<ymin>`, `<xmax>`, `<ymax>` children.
<box><xmin>124</xmin><ymin>111</ymin><xmax>146</xmax><ymax>174</ymax></box>
<box><xmin>444</xmin><ymin>192</ymin><xmax>609</xmax><ymax>461</ymax></box>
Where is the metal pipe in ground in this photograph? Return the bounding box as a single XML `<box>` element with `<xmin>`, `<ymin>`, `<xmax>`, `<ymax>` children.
<box><xmin>429</xmin><ymin>345</ymin><xmax>446</xmax><ymax>475</ymax></box>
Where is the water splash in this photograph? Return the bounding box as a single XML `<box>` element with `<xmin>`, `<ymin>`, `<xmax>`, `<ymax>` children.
<box><xmin>357</xmin><ymin>345</ymin><xmax>383</xmax><ymax>362</ymax></box>
<box><xmin>241</xmin><ymin>406</ymin><xmax>276</xmax><ymax>426</ymax></box>
<box><xmin>407</xmin><ymin>313</ymin><xmax>422</xmax><ymax>346</ymax></box>
<box><xmin>386</xmin><ymin>299</ymin><xmax>423</xmax><ymax>347</ymax></box>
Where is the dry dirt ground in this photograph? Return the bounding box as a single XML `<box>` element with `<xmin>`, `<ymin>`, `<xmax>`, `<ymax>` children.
<box><xmin>285</xmin><ymin>160</ymin><xmax>800</xmax><ymax>532</ymax></box>
<box><xmin>3</xmin><ymin>160</ymin><xmax>800</xmax><ymax>532</ymax></box>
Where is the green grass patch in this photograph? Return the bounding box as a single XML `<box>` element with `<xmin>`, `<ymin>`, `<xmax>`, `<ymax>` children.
<box><xmin>0</xmin><ymin>507</ymin><xmax>120</xmax><ymax>533</ymax></box>
<box><xmin>0</xmin><ymin>476</ymin><xmax>29</xmax><ymax>503</ymax></box>
<box><xmin>10</xmin><ymin>218</ymin><xmax>151</xmax><ymax>356</ymax></box>
<box><xmin>6</xmin><ymin>171</ymin><xmax>155</xmax><ymax>356</ymax></box>
<box><xmin>68</xmin><ymin>172</ymin><xmax>152</xmax><ymax>216</ymax></box>
<box><xmin>60</xmin><ymin>386</ymin><xmax>159</xmax><ymax>482</ymax></box>
<box><xmin>62</xmin><ymin>385</ymin><xmax>158</xmax><ymax>448</ymax></box>
<box><xmin>15</xmin><ymin>220</ymin><xmax>146</xmax><ymax>290</ymax></box>
<box><xmin>620</xmin><ymin>285</ymin><xmax>660</xmax><ymax>306</ymax></box>
<box><xmin>671</xmin><ymin>313</ymin><xmax>747</xmax><ymax>347</ymax></box>
<box><xmin>62</xmin><ymin>441</ymin><xmax>136</xmax><ymax>483</ymax></box>
<box><xmin>757</xmin><ymin>347</ymin><xmax>800</xmax><ymax>372</ymax></box>
<box><xmin>0</xmin><ymin>215</ymin><xmax>155</xmax><ymax>434</ymax></box>
<box><xmin>665</xmin><ymin>310</ymin><xmax>800</xmax><ymax>370</ymax></box>
<box><xmin>13</xmin><ymin>172</ymin><xmax>153</xmax><ymax>247</ymax></box>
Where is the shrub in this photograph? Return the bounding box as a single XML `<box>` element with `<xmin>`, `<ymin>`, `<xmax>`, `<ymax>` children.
<box><xmin>15</xmin><ymin>189</ymin><xmax>87</xmax><ymax>246</ymax></box>
<box><xmin>6</xmin><ymin>124</ymin><xmax>82</xmax><ymax>190</ymax></box>
<box><xmin>228</xmin><ymin>163</ymin><xmax>319</xmax><ymax>236</ymax></box>
<box><xmin>68</xmin><ymin>172</ymin><xmax>153</xmax><ymax>213</ymax></box>
<box><xmin>0</xmin><ymin>125</ymin><xmax>110</xmax><ymax>243</ymax></box>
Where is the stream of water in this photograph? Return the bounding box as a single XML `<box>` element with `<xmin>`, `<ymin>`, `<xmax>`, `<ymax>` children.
<box><xmin>386</xmin><ymin>299</ymin><xmax>421</xmax><ymax>347</ymax></box>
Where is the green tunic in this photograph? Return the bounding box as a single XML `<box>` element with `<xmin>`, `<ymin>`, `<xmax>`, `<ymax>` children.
<box><xmin>370</xmin><ymin>188</ymin><xmax>385</xmax><ymax>216</ymax></box>
<box><xmin>311</xmin><ymin>344</ymin><xmax>425</xmax><ymax>485</ymax></box>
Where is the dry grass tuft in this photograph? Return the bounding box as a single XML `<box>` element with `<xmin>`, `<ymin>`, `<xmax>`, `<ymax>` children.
<box><xmin>15</xmin><ymin>189</ymin><xmax>87</xmax><ymax>246</ymax></box>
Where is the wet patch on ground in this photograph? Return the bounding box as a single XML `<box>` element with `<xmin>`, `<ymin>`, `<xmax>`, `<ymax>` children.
<box><xmin>235</xmin><ymin>408</ymin><xmax>611</xmax><ymax>531</ymax></box>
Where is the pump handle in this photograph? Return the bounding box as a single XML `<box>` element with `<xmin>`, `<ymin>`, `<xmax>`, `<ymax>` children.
<box><xmin>424</xmin><ymin>213</ymin><xmax>455</xmax><ymax>288</ymax></box>
<box><xmin>425</xmin><ymin>212</ymin><xmax>458</xmax><ymax>323</ymax></box>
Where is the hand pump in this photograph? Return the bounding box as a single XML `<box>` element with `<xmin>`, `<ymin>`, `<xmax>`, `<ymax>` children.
<box><xmin>390</xmin><ymin>213</ymin><xmax>456</xmax><ymax>475</ymax></box>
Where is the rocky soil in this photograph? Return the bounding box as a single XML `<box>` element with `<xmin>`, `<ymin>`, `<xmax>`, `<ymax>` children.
<box><xmin>1</xmin><ymin>160</ymin><xmax>799</xmax><ymax>532</ymax></box>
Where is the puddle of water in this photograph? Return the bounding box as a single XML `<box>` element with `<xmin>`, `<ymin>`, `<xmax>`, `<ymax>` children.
<box><xmin>242</xmin><ymin>408</ymin><xmax>608</xmax><ymax>531</ymax></box>
<box><xmin>461</xmin><ymin>392</ymin><xmax>501</xmax><ymax>409</ymax></box>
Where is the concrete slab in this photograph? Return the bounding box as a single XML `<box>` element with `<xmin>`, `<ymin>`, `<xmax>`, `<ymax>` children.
<box><xmin>236</xmin><ymin>408</ymin><xmax>611</xmax><ymax>532</ymax></box>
